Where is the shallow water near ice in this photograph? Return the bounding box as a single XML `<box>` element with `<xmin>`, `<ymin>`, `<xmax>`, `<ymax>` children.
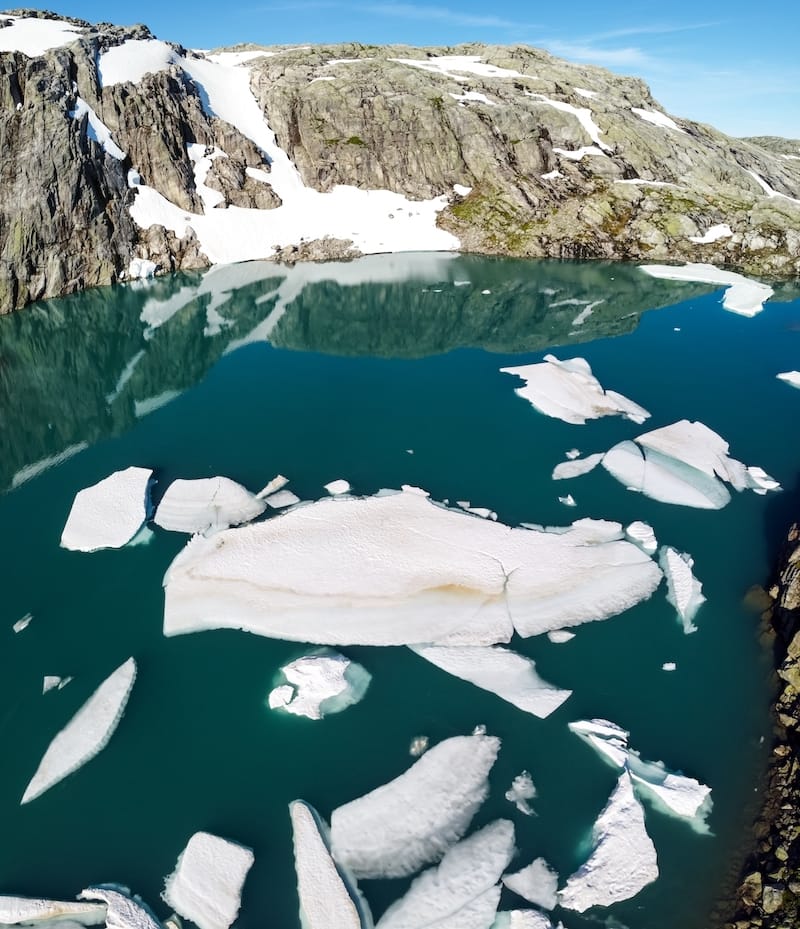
<box><xmin>1</xmin><ymin>254</ymin><xmax>800</xmax><ymax>929</ymax></box>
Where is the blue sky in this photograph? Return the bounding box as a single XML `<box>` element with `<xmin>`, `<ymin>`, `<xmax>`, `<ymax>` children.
<box><xmin>45</xmin><ymin>0</ymin><xmax>800</xmax><ymax>138</ymax></box>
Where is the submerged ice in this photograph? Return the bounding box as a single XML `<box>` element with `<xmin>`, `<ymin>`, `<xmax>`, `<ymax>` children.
<box><xmin>268</xmin><ymin>650</ymin><xmax>371</xmax><ymax>719</ymax></box>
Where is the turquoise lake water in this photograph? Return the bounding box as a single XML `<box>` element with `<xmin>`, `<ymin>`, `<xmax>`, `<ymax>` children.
<box><xmin>1</xmin><ymin>253</ymin><xmax>799</xmax><ymax>929</ymax></box>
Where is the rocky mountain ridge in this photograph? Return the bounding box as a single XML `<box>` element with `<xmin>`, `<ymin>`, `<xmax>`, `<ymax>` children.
<box><xmin>1</xmin><ymin>9</ymin><xmax>799</xmax><ymax>314</ymax></box>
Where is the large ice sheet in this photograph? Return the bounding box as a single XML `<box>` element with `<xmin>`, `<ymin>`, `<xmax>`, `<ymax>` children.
<box><xmin>154</xmin><ymin>477</ymin><xmax>265</xmax><ymax>534</ymax></box>
<box><xmin>77</xmin><ymin>887</ymin><xmax>160</xmax><ymax>929</ymax></box>
<box><xmin>410</xmin><ymin>645</ymin><xmax>570</xmax><ymax>718</ymax></box>
<box><xmin>0</xmin><ymin>897</ymin><xmax>105</xmax><ymax>927</ymax></box>
<box><xmin>376</xmin><ymin>820</ymin><xmax>515</xmax><ymax>929</ymax></box>
<box><xmin>61</xmin><ymin>468</ymin><xmax>152</xmax><ymax>552</ymax></box>
<box><xmin>290</xmin><ymin>801</ymin><xmax>372</xmax><ymax>929</ymax></box>
<box><xmin>500</xmin><ymin>355</ymin><xmax>650</xmax><ymax>425</ymax></box>
<box><xmin>22</xmin><ymin>658</ymin><xmax>137</xmax><ymax>804</ymax></box>
<box><xmin>492</xmin><ymin>913</ymin><xmax>555</xmax><ymax>929</ymax></box>
<box><xmin>639</xmin><ymin>263</ymin><xmax>773</xmax><ymax>316</ymax></box>
<box><xmin>268</xmin><ymin>650</ymin><xmax>371</xmax><ymax>719</ymax></box>
<box><xmin>162</xmin><ymin>832</ymin><xmax>254</xmax><ymax>929</ymax></box>
<box><xmin>559</xmin><ymin>771</ymin><xmax>658</xmax><ymax>912</ymax></box>
<box><xmin>502</xmin><ymin>858</ymin><xmax>558</xmax><ymax>910</ymax></box>
<box><xmin>163</xmin><ymin>489</ymin><xmax>662</xmax><ymax>644</ymax></box>
<box><xmin>659</xmin><ymin>546</ymin><xmax>705</xmax><ymax>633</ymax></box>
<box><xmin>330</xmin><ymin>733</ymin><xmax>500</xmax><ymax>879</ymax></box>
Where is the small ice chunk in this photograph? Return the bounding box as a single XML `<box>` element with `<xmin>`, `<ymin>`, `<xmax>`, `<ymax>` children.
<box><xmin>625</xmin><ymin>521</ymin><xmax>657</xmax><ymax>554</ymax></box>
<box><xmin>263</xmin><ymin>489</ymin><xmax>301</xmax><ymax>508</ymax></box>
<box><xmin>61</xmin><ymin>467</ymin><xmax>153</xmax><ymax>552</ymax></box>
<box><xmin>324</xmin><ymin>479</ymin><xmax>351</xmax><ymax>495</ymax></box>
<box><xmin>566</xmin><ymin>449</ymin><xmax>581</xmax><ymax>460</ymax></box>
<box><xmin>162</xmin><ymin>833</ymin><xmax>254</xmax><ymax>929</ymax></box>
<box><xmin>640</xmin><ymin>263</ymin><xmax>773</xmax><ymax>316</ymax></box>
<box><xmin>688</xmin><ymin>224</ymin><xmax>733</xmax><ymax>244</ymax></box>
<box><xmin>22</xmin><ymin>658</ymin><xmax>136</xmax><ymax>804</ymax></box>
<box><xmin>127</xmin><ymin>526</ymin><xmax>155</xmax><ymax>547</ymax></box>
<box><xmin>559</xmin><ymin>771</ymin><xmax>658</xmax><ymax>912</ymax></box>
<box><xmin>268</xmin><ymin>649</ymin><xmax>371</xmax><ymax>719</ymax></box>
<box><xmin>502</xmin><ymin>857</ymin><xmax>558</xmax><ymax>910</ymax></box>
<box><xmin>409</xmin><ymin>736</ymin><xmax>429</xmax><ymax>756</ymax></box>
<box><xmin>256</xmin><ymin>474</ymin><xmax>289</xmax><ymax>498</ymax></box>
<box><xmin>154</xmin><ymin>477</ymin><xmax>265</xmax><ymax>534</ymax></box>
<box><xmin>482</xmin><ymin>289</ymin><xmax>492</xmax><ymax>295</ymax></box>
<box><xmin>13</xmin><ymin>612</ymin><xmax>33</xmax><ymax>633</ymax></box>
<box><xmin>330</xmin><ymin>732</ymin><xmax>500</xmax><ymax>879</ymax></box>
<box><xmin>411</xmin><ymin>645</ymin><xmax>571</xmax><ymax>718</ymax></box>
<box><xmin>662</xmin><ymin>662</ymin><xmax>677</xmax><ymax>671</ymax></box>
<box><xmin>558</xmin><ymin>495</ymin><xmax>576</xmax><ymax>507</ymax></box>
<box><xmin>659</xmin><ymin>546</ymin><xmax>705</xmax><ymax>634</ymax></box>
<box><xmin>290</xmin><ymin>801</ymin><xmax>372</xmax><ymax>929</ymax></box>
<box><xmin>552</xmin><ymin>453</ymin><xmax>604</xmax><ymax>480</ymax></box>
<box><xmin>547</xmin><ymin>630</ymin><xmax>575</xmax><ymax>644</ymax></box>
<box><xmin>777</xmin><ymin>371</ymin><xmax>800</xmax><ymax>389</ymax></box>
<box><xmin>0</xmin><ymin>896</ymin><xmax>106</xmax><ymax>927</ymax></box>
<box><xmin>504</xmin><ymin>771</ymin><xmax>537</xmax><ymax>816</ymax></box>
<box><xmin>77</xmin><ymin>886</ymin><xmax>161</xmax><ymax>929</ymax></box>
<box><xmin>42</xmin><ymin>676</ymin><xmax>65</xmax><ymax>694</ymax></box>
<box><xmin>376</xmin><ymin>820</ymin><xmax>515</xmax><ymax>929</ymax></box>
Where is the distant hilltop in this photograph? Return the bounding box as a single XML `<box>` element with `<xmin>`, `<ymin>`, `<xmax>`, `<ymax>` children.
<box><xmin>1</xmin><ymin>10</ymin><xmax>799</xmax><ymax>313</ymax></box>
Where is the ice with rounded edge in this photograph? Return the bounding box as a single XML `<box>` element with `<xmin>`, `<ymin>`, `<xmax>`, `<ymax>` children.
<box><xmin>325</xmin><ymin>479</ymin><xmax>351</xmax><ymax>495</ymax></box>
<box><xmin>77</xmin><ymin>886</ymin><xmax>160</xmax><ymax>929</ymax></box>
<box><xmin>0</xmin><ymin>896</ymin><xmax>106</xmax><ymax>927</ymax></box>
<box><xmin>500</xmin><ymin>355</ymin><xmax>650</xmax><ymax>425</ymax></box>
<box><xmin>778</xmin><ymin>371</ymin><xmax>800</xmax><ymax>389</ymax></box>
<box><xmin>268</xmin><ymin>649</ymin><xmax>371</xmax><ymax>719</ymax></box>
<box><xmin>154</xmin><ymin>477</ymin><xmax>265</xmax><ymax>535</ymax></box>
<box><xmin>547</xmin><ymin>630</ymin><xmax>575</xmax><ymax>644</ymax></box>
<box><xmin>552</xmin><ymin>454</ymin><xmax>604</xmax><ymax>481</ymax></box>
<box><xmin>625</xmin><ymin>521</ymin><xmax>657</xmax><ymax>554</ymax></box>
<box><xmin>163</xmin><ymin>489</ymin><xmax>661</xmax><ymax>645</ymax></box>
<box><xmin>61</xmin><ymin>467</ymin><xmax>152</xmax><ymax>552</ymax></box>
<box><xmin>639</xmin><ymin>263</ymin><xmax>773</xmax><ymax>316</ymax></box>
<box><xmin>263</xmin><ymin>489</ymin><xmax>301</xmax><ymax>508</ymax></box>
<box><xmin>502</xmin><ymin>858</ymin><xmax>558</xmax><ymax>910</ymax></box>
<box><xmin>375</xmin><ymin>820</ymin><xmax>515</xmax><ymax>929</ymax></box>
<box><xmin>659</xmin><ymin>546</ymin><xmax>705</xmax><ymax>634</ymax></box>
<box><xmin>162</xmin><ymin>832</ymin><xmax>254</xmax><ymax>929</ymax></box>
<box><xmin>410</xmin><ymin>645</ymin><xmax>571</xmax><ymax>719</ymax></box>
<box><xmin>559</xmin><ymin>771</ymin><xmax>658</xmax><ymax>912</ymax></box>
<box><xmin>22</xmin><ymin>658</ymin><xmax>136</xmax><ymax>804</ymax></box>
<box><xmin>330</xmin><ymin>733</ymin><xmax>500</xmax><ymax>879</ymax></box>
<box><xmin>290</xmin><ymin>801</ymin><xmax>373</xmax><ymax>929</ymax></box>
<box><xmin>505</xmin><ymin>771</ymin><xmax>537</xmax><ymax>815</ymax></box>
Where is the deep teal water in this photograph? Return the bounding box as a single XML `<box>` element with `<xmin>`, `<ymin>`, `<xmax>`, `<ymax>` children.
<box><xmin>1</xmin><ymin>254</ymin><xmax>799</xmax><ymax>929</ymax></box>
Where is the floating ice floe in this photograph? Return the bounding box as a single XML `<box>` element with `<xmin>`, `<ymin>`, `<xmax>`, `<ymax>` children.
<box><xmin>505</xmin><ymin>771</ymin><xmax>537</xmax><ymax>816</ymax></box>
<box><xmin>492</xmin><ymin>912</ymin><xmax>557</xmax><ymax>929</ymax></box>
<box><xmin>558</xmin><ymin>495</ymin><xmax>576</xmax><ymax>507</ymax></box>
<box><xmin>13</xmin><ymin>612</ymin><xmax>33</xmax><ymax>633</ymax></box>
<box><xmin>163</xmin><ymin>833</ymin><xmax>254</xmax><ymax>929</ymax></box>
<box><xmin>263</xmin><ymin>489</ymin><xmax>301</xmax><ymax>508</ymax></box>
<box><xmin>456</xmin><ymin>501</ymin><xmax>498</xmax><ymax>520</ymax></box>
<box><xmin>625</xmin><ymin>521</ymin><xmax>657</xmax><ymax>554</ymax></box>
<box><xmin>330</xmin><ymin>732</ymin><xmax>500</xmax><ymax>879</ymax></box>
<box><xmin>256</xmin><ymin>474</ymin><xmax>289</xmax><ymax>498</ymax></box>
<box><xmin>42</xmin><ymin>676</ymin><xmax>72</xmax><ymax>694</ymax></box>
<box><xmin>163</xmin><ymin>488</ymin><xmax>661</xmax><ymax>644</ymax></box>
<box><xmin>546</xmin><ymin>630</ymin><xmax>575</xmax><ymax>644</ymax></box>
<box><xmin>376</xmin><ymin>820</ymin><xmax>515</xmax><ymax>929</ymax></box>
<box><xmin>409</xmin><ymin>736</ymin><xmax>429</xmax><ymax>756</ymax></box>
<box><xmin>688</xmin><ymin>224</ymin><xmax>733</xmax><ymax>245</ymax></box>
<box><xmin>659</xmin><ymin>546</ymin><xmax>705</xmax><ymax>633</ymax></box>
<box><xmin>568</xmin><ymin>719</ymin><xmax>712</xmax><ymax>831</ymax></box>
<box><xmin>78</xmin><ymin>886</ymin><xmax>161</xmax><ymax>929</ymax></box>
<box><xmin>22</xmin><ymin>658</ymin><xmax>136</xmax><ymax>804</ymax></box>
<box><xmin>325</xmin><ymin>479</ymin><xmax>351</xmax><ymax>495</ymax></box>
<box><xmin>552</xmin><ymin>453</ymin><xmax>604</xmax><ymax>481</ymax></box>
<box><xmin>777</xmin><ymin>371</ymin><xmax>800</xmax><ymax>389</ymax></box>
<box><xmin>640</xmin><ymin>263</ymin><xmax>773</xmax><ymax>316</ymax></box>
<box><xmin>662</xmin><ymin>662</ymin><xmax>677</xmax><ymax>671</ymax></box>
<box><xmin>268</xmin><ymin>650</ymin><xmax>371</xmax><ymax>719</ymax></box>
<box><xmin>500</xmin><ymin>355</ymin><xmax>650</xmax><ymax>425</ymax></box>
<box><xmin>410</xmin><ymin>645</ymin><xmax>571</xmax><ymax>719</ymax></box>
<box><xmin>61</xmin><ymin>467</ymin><xmax>153</xmax><ymax>552</ymax></box>
<box><xmin>502</xmin><ymin>858</ymin><xmax>559</xmax><ymax>910</ymax></box>
<box><xmin>559</xmin><ymin>771</ymin><xmax>658</xmax><ymax>912</ymax></box>
<box><xmin>0</xmin><ymin>896</ymin><xmax>106</xmax><ymax>927</ymax></box>
<box><xmin>154</xmin><ymin>477</ymin><xmax>265</xmax><ymax>535</ymax></box>
<box><xmin>290</xmin><ymin>801</ymin><xmax>372</xmax><ymax>929</ymax></box>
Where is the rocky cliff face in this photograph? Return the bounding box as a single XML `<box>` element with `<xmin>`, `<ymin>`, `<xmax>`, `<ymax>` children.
<box><xmin>1</xmin><ymin>10</ymin><xmax>799</xmax><ymax>314</ymax></box>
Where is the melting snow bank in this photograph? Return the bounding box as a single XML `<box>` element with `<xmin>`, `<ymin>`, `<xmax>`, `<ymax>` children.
<box><xmin>659</xmin><ymin>546</ymin><xmax>706</xmax><ymax>633</ymax></box>
<box><xmin>500</xmin><ymin>355</ymin><xmax>650</xmax><ymax>425</ymax></box>
<box><xmin>559</xmin><ymin>771</ymin><xmax>658</xmax><ymax>912</ymax></box>
<box><xmin>502</xmin><ymin>858</ymin><xmax>559</xmax><ymax>909</ymax></box>
<box><xmin>290</xmin><ymin>802</ymin><xmax>373</xmax><ymax>929</ymax></box>
<box><xmin>268</xmin><ymin>650</ymin><xmax>371</xmax><ymax>719</ymax></box>
<box><xmin>163</xmin><ymin>489</ymin><xmax>662</xmax><ymax>644</ymax></box>
<box><xmin>569</xmin><ymin>719</ymin><xmax>713</xmax><ymax>832</ymax></box>
<box><xmin>154</xmin><ymin>476</ymin><xmax>265</xmax><ymax>535</ymax></box>
<box><xmin>77</xmin><ymin>887</ymin><xmax>161</xmax><ymax>929</ymax></box>
<box><xmin>22</xmin><ymin>658</ymin><xmax>136</xmax><ymax>804</ymax></box>
<box><xmin>640</xmin><ymin>263</ymin><xmax>773</xmax><ymax>316</ymax></box>
<box><xmin>375</xmin><ymin>820</ymin><xmax>515</xmax><ymax>929</ymax></box>
<box><xmin>330</xmin><ymin>732</ymin><xmax>500</xmax><ymax>879</ymax></box>
<box><xmin>162</xmin><ymin>832</ymin><xmax>254</xmax><ymax>929</ymax></box>
<box><xmin>0</xmin><ymin>897</ymin><xmax>106</xmax><ymax>927</ymax></box>
<box><xmin>410</xmin><ymin>645</ymin><xmax>571</xmax><ymax>718</ymax></box>
<box><xmin>61</xmin><ymin>468</ymin><xmax>152</xmax><ymax>552</ymax></box>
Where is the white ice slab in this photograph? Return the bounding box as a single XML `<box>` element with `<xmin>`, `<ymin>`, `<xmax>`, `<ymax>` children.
<box><xmin>410</xmin><ymin>645</ymin><xmax>571</xmax><ymax>718</ymax></box>
<box><xmin>546</xmin><ymin>630</ymin><xmax>575</xmax><ymax>644</ymax></box>
<box><xmin>162</xmin><ymin>832</ymin><xmax>254</xmax><ymax>929</ymax></box>
<box><xmin>501</xmin><ymin>355</ymin><xmax>649</xmax><ymax>425</ymax></box>
<box><xmin>256</xmin><ymin>474</ymin><xmax>289</xmax><ymax>498</ymax></box>
<box><xmin>625</xmin><ymin>521</ymin><xmax>657</xmax><ymax>554</ymax></box>
<box><xmin>376</xmin><ymin>820</ymin><xmax>515</xmax><ymax>929</ymax></box>
<box><xmin>154</xmin><ymin>476</ymin><xmax>265</xmax><ymax>534</ymax></box>
<box><xmin>61</xmin><ymin>467</ymin><xmax>152</xmax><ymax>552</ymax></box>
<box><xmin>13</xmin><ymin>612</ymin><xmax>33</xmax><ymax>633</ymax></box>
<box><xmin>263</xmin><ymin>489</ymin><xmax>301</xmax><ymax>508</ymax></box>
<box><xmin>558</xmin><ymin>495</ymin><xmax>576</xmax><ymax>507</ymax></box>
<box><xmin>290</xmin><ymin>801</ymin><xmax>372</xmax><ymax>929</ymax></box>
<box><xmin>662</xmin><ymin>662</ymin><xmax>677</xmax><ymax>671</ymax></box>
<box><xmin>688</xmin><ymin>224</ymin><xmax>733</xmax><ymax>244</ymax></box>
<box><xmin>778</xmin><ymin>371</ymin><xmax>800</xmax><ymax>389</ymax></box>
<box><xmin>0</xmin><ymin>15</ymin><xmax>83</xmax><ymax>55</ymax></box>
<box><xmin>659</xmin><ymin>546</ymin><xmax>705</xmax><ymax>633</ymax></box>
<box><xmin>22</xmin><ymin>658</ymin><xmax>136</xmax><ymax>804</ymax></box>
<box><xmin>0</xmin><ymin>896</ymin><xmax>105</xmax><ymax>927</ymax></box>
<box><xmin>325</xmin><ymin>479</ymin><xmax>351</xmax><ymax>495</ymax></box>
<box><xmin>559</xmin><ymin>771</ymin><xmax>658</xmax><ymax>912</ymax></box>
<box><xmin>268</xmin><ymin>650</ymin><xmax>371</xmax><ymax>719</ymax></box>
<box><xmin>502</xmin><ymin>858</ymin><xmax>558</xmax><ymax>910</ymax></box>
<box><xmin>330</xmin><ymin>733</ymin><xmax>500</xmax><ymax>879</ymax></box>
<box><xmin>552</xmin><ymin>453</ymin><xmax>604</xmax><ymax>480</ymax></box>
<box><xmin>504</xmin><ymin>771</ymin><xmax>537</xmax><ymax>816</ymax></box>
<box><xmin>640</xmin><ymin>263</ymin><xmax>773</xmax><ymax>316</ymax></box>
<box><xmin>492</xmin><ymin>912</ymin><xmax>555</xmax><ymax>929</ymax></box>
<box><xmin>77</xmin><ymin>887</ymin><xmax>160</xmax><ymax>929</ymax></box>
<box><xmin>42</xmin><ymin>676</ymin><xmax>71</xmax><ymax>695</ymax></box>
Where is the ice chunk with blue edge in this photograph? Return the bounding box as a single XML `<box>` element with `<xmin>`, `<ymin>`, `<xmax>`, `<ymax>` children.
<box><xmin>61</xmin><ymin>467</ymin><xmax>152</xmax><ymax>552</ymax></box>
<box><xmin>410</xmin><ymin>645</ymin><xmax>570</xmax><ymax>718</ymax></box>
<box><xmin>659</xmin><ymin>546</ymin><xmax>705</xmax><ymax>634</ymax></box>
<box><xmin>502</xmin><ymin>858</ymin><xmax>558</xmax><ymax>910</ymax></box>
<box><xmin>0</xmin><ymin>897</ymin><xmax>106</xmax><ymax>927</ymax></box>
<box><xmin>154</xmin><ymin>477</ymin><xmax>265</xmax><ymax>535</ymax></box>
<box><xmin>268</xmin><ymin>649</ymin><xmax>371</xmax><ymax>719</ymax></box>
<box><xmin>569</xmin><ymin>719</ymin><xmax>712</xmax><ymax>832</ymax></box>
<box><xmin>162</xmin><ymin>832</ymin><xmax>254</xmax><ymax>929</ymax></box>
<box><xmin>290</xmin><ymin>801</ymin><xmax>373</xmax><ymax>929</ymax></box>
<box><xmin>376</xmin><ymin>820</ymin><xmax>515</xmax><ymax>929</ymax></box>
<box><xmin>331</xmin><ymin>732</ymin><xmax>500</xmax><ymax>879</ymax></box>
<box><xmin>559</xmin><ymin>771</ymin><xmax>658</xmax><ymax>913</ymax></box>
<box><xmin>77</xmin><ymin>886</ymin><xmax>161</xmax><ymax>929</ymax></box>
<box><xmin>22</xmin><ymin>658</ymin><xmax>136</xmax><ymax>804</ymax></box>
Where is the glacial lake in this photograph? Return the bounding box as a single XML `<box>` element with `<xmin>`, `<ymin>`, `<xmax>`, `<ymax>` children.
<box><xmin>1</xmin><ymin>253</ymin><xmax>799</xmax><ymax>929</ymax></box>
